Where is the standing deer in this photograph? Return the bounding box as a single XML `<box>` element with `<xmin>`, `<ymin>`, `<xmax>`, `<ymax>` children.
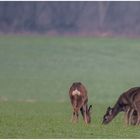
<box><xmin>69</xmin><ymin>82</ymin><xmax>92</xmax><ymax>124</ymax></box>
<box><xmin>102</xmin><ymin>87</ymin><xmax>140</xmax><ymax>125</ymax></box>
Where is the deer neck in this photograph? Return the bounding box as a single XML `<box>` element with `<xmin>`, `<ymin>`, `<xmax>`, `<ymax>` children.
<box><xmin>112</xmin><ymin>103</ymin><xmax>121</xmax><ymax>118</ymax></box>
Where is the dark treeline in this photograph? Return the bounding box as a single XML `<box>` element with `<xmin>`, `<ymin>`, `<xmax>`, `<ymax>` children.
<box><xmin>1</xmin><ymin>1</ymin><xmax>140</xmax><ymax>35</ymax></box>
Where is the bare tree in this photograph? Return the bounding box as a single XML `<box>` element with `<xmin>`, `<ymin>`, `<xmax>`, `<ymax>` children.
<box><xmin>98</xmin><ymin>1</ymin><xmax>110</xmax><ymax>32</ymax></box>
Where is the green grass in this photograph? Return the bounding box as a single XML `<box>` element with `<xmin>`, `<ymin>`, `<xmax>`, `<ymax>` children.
<box><xmin>0</xmin><ymin>35</ymin><xmax>140</xmax><ymax>138</ymax></box>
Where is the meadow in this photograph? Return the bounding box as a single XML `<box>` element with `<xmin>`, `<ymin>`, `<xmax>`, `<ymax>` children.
<box><xmin>0</xmin><ymin>35</ymin><xmax>140</xmax><ymax>138</ymax></box>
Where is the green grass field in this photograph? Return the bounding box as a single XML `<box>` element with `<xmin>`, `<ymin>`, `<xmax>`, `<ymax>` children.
<box><xmin>0</xmin><ymin>35</ymin><xmax>140</xmax><ymax>138</ymax></box>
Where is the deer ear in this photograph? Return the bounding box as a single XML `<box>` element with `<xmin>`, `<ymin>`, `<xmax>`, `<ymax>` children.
<box><xmin>107</xmin><ymin>107</ymin><xmax>110</xmax><ymax>111</ymax></box>
<box><xmin>108</xmin><ymin>106</ymin><xmax>111</xmax><ymax>109</ymax></box>
<box><xmin>88</xmin><ymin>105</ymin><xmax>92</xmax><ymax>112</ymax></box>
<box><xmin>109</xmin><ymin>109</ymin><xmax>113</xmax><ymax>115</ymax></box>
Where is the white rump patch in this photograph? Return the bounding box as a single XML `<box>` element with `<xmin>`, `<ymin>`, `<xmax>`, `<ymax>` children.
<box><xmin>72</xmin><ymin>89</ymin><xmax>81</xmax><ymax>96</ymax></box>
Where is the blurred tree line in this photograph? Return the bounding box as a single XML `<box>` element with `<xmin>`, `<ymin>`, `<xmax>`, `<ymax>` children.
<box><xmin>1</xmin><ymin>1</ymin><xmax>140</xmax><ymax>35</ymax></box>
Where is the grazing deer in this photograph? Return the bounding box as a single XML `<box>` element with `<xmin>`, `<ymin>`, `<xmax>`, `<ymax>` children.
<box><xmin>102</xmin><ymin>87</ymin><xmax>140</xmax><ymax>125</ymax></box>
<box><xmin>69</xmin><ymin>82</ymin><xmax>92</xmax><ymax>124</ymax></box>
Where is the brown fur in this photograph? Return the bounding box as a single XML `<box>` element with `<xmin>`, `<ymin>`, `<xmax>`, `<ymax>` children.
<box><xmin>102</xmin><ymin>87</ymin><xmax>140</xmax><ymax>125</ymax></box>
<box><xmin>69</xmin><ymin>82</ymin><xmax>92</xmax><ymax>124</ymax></box>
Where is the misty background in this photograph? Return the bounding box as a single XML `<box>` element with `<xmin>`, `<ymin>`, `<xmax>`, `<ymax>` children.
<box><xmin>1</xmin><ymin>1</ymin><xmax>140</xmax><ymax>36</ymax></box>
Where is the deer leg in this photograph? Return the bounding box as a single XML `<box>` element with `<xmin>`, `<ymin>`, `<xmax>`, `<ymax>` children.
<box><xmin>136</xmin><ymin>113</ymin><xmax>140</xmax><ymax>125</ymax></box>
<box><xmin>124</xmin><ymin>111</ymin><xmax>128</xmax><ymax>125</ymax></box>
<box><xmin>72</xmin><ymin>108</ymin><xmax>79</xmax><ymax>123</ymax></box>
<box><xmin>80</xmin><ymin>107</ymin><xmax>84</xmax><ymax>120</ymax></box>
<box><xmin>134</xmin><ymin>102</ymin><xmax>140</xmax><ymax>125</ymax></box>
<box><xmin>128</xmin><ymin>108</ymin><xmax>134</xmax><ymax>125</ymax></box>
<box><xmin>124</xmin><ymin>108</ymin><xmax>131</xmax><ymax>125</ymax></box>
<box><xmin>83</xmin><ymin>105</ymin><xmax>88</xmax><ymax>124</ymax></box>
<box><xmin>131</xmin><ymin>110</ymin><xmax>138</xmax><ymax>125</ymax></box>
<box><xmin>76</xmin><ymin>111</ymin><xmax>79</xmax><ymax>123</ymax></box>
<box><xmin>71</xmin><ymin>110</ymin><xmax>76</xmax><ymax>123</ymax></box>
<box><xmin>137</xmin><ymin>115</ymin><xmax>140</xmax><ymax>125</ymax></box>
<box><xmin>80</xmin><ymin>98</ymin><xmax>88</xmax><ymax>124</ymax></box>
<box><xmin>136</xmin><ymin>111</ymin><xmax>140</xmax><ymax>125</ymax></box>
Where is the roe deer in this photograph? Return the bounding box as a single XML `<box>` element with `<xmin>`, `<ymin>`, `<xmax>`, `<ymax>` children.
<box><xmin>102</xmin><ymin>87</ymin><xmax>140</xmax><ymax>125</ymax></box>
<box><xmin>69</xmin><ymin>82</ymin><xmax>92</xmax><ymax>124</ymax></box>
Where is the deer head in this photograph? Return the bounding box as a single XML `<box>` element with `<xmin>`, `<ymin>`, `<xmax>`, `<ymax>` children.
<box><xmin>102</xmin><ymin>106</ymin><xmax>114</xmax><ymax>124</ymax></box>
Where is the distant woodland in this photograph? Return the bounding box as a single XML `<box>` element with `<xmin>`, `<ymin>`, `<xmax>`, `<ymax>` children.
<box><xmin>1</xmin><ymin>1</ymin><xmax>140</xmax><ymax>35</ymax></box>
